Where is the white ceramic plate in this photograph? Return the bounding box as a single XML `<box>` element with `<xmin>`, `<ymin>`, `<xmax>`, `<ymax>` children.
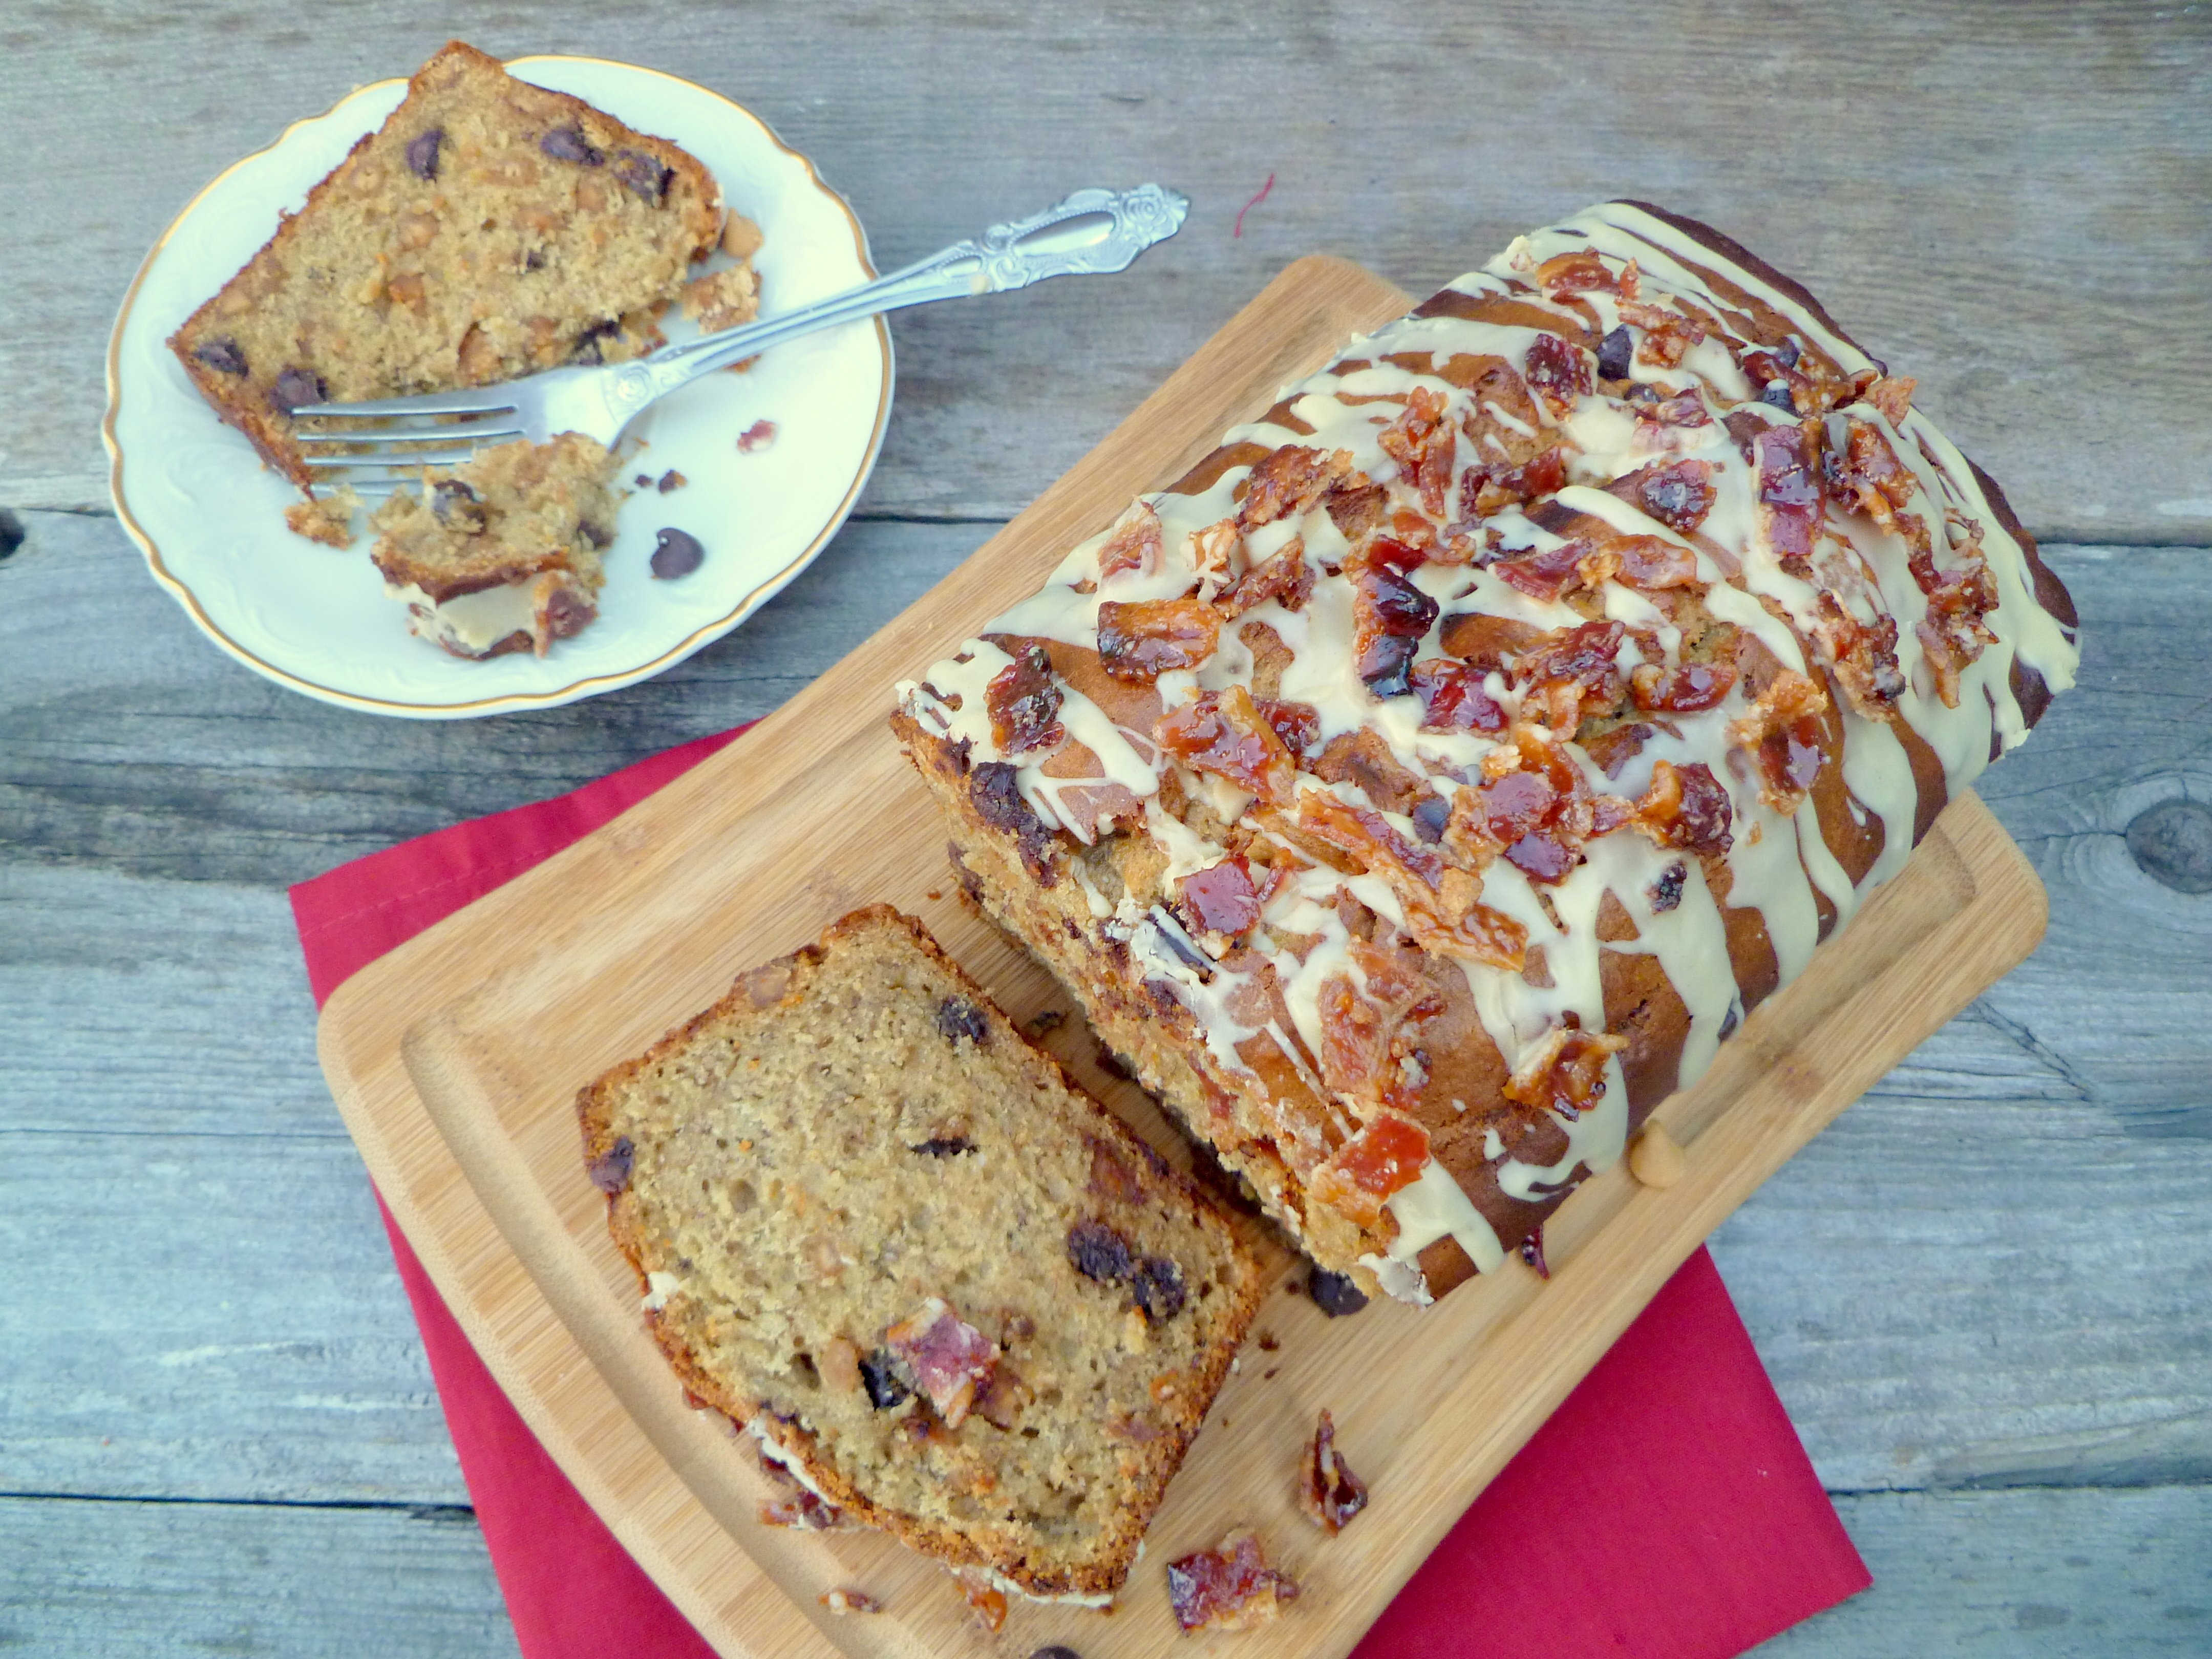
<box><xmin>105</xmin><ymin>56</ymin><xmax>891</xmax><ymax>718</ymax></box>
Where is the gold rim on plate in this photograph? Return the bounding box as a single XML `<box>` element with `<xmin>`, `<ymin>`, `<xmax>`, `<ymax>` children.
<box><xmin>103</xmin><ymin>55</ymin><xmax>894</xmax><ymax>719</ymax></box>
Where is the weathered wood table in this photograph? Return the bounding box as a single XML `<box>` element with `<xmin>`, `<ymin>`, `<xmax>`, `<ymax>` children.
<box><xmin>4</xmin><ymin>4</ymin><xmax>2207</xmax><ymax>1653</ymax></box>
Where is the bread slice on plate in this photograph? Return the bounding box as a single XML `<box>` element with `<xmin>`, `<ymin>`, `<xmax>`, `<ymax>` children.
<box><xmin>575</xmin><ymin>905</ymin><xmax>1263</xmax><ymax>1602</ymax></box>
<box><xmin>368</xmin><ymin>433</ymin><xmax>619</xmax><ymax>658</ymax></box>
<box><xmin>169</xmin><ymin>39</ymin><xmax>723</xmax><ymax>492</ymax></box>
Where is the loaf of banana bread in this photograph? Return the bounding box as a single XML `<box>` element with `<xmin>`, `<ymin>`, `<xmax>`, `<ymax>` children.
<box><xmin>894</xmin><ymin>202</ymin><xmax>2080</xmax><ymax>1305</ymax></box>
<box><xmin>576</xmin><ymin>906</ymin><xmax>1262</xmax><ymax>1600</ymax></box>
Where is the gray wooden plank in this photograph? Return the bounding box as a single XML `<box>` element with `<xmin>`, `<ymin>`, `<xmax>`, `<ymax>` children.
<box><xmin>4</xmin><ymin>1</ymin><xmax>2206</xmax><ymax>539</ymax></box>
<box><xmin>4</xmin><ymin>1485</ymin><xmax>2203</xmax><ymax>1656</ymax></box>
<box><xmin>0</xmin><ymin>1496</ymin><xmax>518</xmax><ymax>1659</ymax></box>
<box><xmin>0</xmin><ymin>1126</ymin><xmax>464</xmax><ymax>1505</ymax></box>
<box><xmin>1764</xmin><ymin>1486</ymin><xmax>2212</xmax><ymax>1656</ymax></box>
<box><xmin>0</xmin><ymin>509</ymin><xmax>986</xmax><ymax>887</ymax></box>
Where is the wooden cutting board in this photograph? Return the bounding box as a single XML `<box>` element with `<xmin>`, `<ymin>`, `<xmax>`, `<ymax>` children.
<box><xmin>316</xmin><ymin>254</ymin><xmax>2050</xmax><ymax>1659</ymax></box>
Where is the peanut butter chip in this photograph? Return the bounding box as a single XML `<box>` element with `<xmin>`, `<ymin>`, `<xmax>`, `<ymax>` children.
<box><xmin>1628</xmin><ymin>1122</ymin><xmax>1687</xmax><ymax>1188</ymax></box>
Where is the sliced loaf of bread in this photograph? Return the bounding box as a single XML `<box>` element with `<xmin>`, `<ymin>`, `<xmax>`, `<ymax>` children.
<box><xmin>576</xmin><ymin>906</ymin><xmax>1261</xmax><ymax>1601</ymax></box>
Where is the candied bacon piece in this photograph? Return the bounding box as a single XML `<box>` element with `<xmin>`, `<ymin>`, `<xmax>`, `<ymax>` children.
<box><xmin>1367</xmin><ymin>535</ymin><xmax>1428</xmax><ymax>576</ymax></box>
<box><xmin>1634</xmin><ymin>759</ymin><xmax>1735</xmax><ymax>856</ymax></box>
<box><xmin>1755</xmin><ymin>422</ymin><xmax>1826</xmax><ymax>567</ymax></box>
<box><xmin>1154</xmin><ymin>686</ymin><xmax>1295</xmax><ymax>804</ymax></box>
<box><xmin>1505</xmin><ymin>1026</ymin><xmax>1629</xmax><ymax>1122</ymax></box>
<box><xmin>1493</xmin><ymin>541</ymin><xmax>1587</xmax><ymax>603</ymax></box>
<box><xmin>1864</xmin><ymin>373</ymin><xmax>1916</xmax><ymax>427</ymax></box>
<box><xmin>1299</xmin><ymin>1409</ymin><xmax>1370</xmax><ymax>1534</ymax></box>
<box><xmin>985</xmin><ymin>644</ymin><xmax>1065</xmax><ymax>755</ymax></box>
<box><xmin>1353</xmin><ymin>559</ymin><xmax>1439</xmax><ymax>697</ymax></box>
<box><xmin>1252</xmin><ymin>695</ymin><xmax>1320</xmax><ymax>755</ymax></box>
<box><xmin>1326</xmin><ymin>1109</ymin><xmax>1432</xmax><ymax>1201</ymax></box>
<box><xmin>1627</xmin><ymin>458</ymin><xmax>1717</xmax><ymax>534</ymax></box>
<box><xmin>882</xmin><ymin>1299</ymin><xmax>1000</xmax><ymax>1430</ymax></box>
<box><xmin>1167</xmin><ymin>1530</ymin><xmax>1301</xmax><ymax>1632</ymax></box>
<box><xmin>1378</xmin><ymin>386</ymin><xmax>1457</xmax><ymax>517</ymax></box>
<box><xmin>1096</xmin><ymin>596</ymin><xmax>1221</xmax><ymax>683</ymax></box>
<box><xmin>1514</xmin><ymin>619</ymin><xmax>1630</xmax><ymax>732</ymax></box>
<box><xmin>1410</xmin><ymin>658</ymin><xmax>1507</xmax><ymax>733</ymax></box>
<box><xmin>1095</xmin><ymin>500</ymin><xmax>1162</xmax><ymax>580</ymax></box>
<box><xmin>1180</xmin><ymin>857</ymin><xmax>1267</xmax><ymax>938</ymax></box>
<box><xmin>1440</xmin><ymin>610</ymin><xmax>1544</xmax><ymax>673</ymax></box>
<box><xmin>1631</xmin><ymin>657</ymin><xmax>1737</xmax><ymax>713</ymax></box>
<box><xmin>1217</xmin><ymin>539</ymin><xmax>1314</xmax><ymax>618</ymax></box>
<box><xmin>1742</xmin><ymin>348</ymin><xmax>1813</xmax><ymax>414</ymax></box>
<box><xmin>1535</xmin><ymin>247</ymin><xmax>1628</xmax><ymax>297</ymax></box>
<box><xmin>1619</xmin><ymin>298</ymin><xmax>1708</xmax><ymax>368</ymax></box>
<box><xmin>1727</xmin><ymin>671</ymin><xmax>1831</xmax><ymax>810</ymax></box>
<box><xmin>1636</xmin><ymin>392</ymin><xmax>1713</xmax><ymax>439</ymax></box>
<box><xmin>1459</xmin><ymin>444</ymin><xmax>1568</xmax><ymax>520</ymax></box>
<box><xmin>1810</xmin><ymin>591</ymin><xmax>1906</xmax><ymax>716</ymax></box>
<box><xmin>1240</xmin><ymin>444</ymin><xmax>1353</xmax><ymax>527</ymax></box>
<box><xmin>1612</xmin><ymin>534</ymin><xmax>1701</xmax><ymax>589</ymax></box>
<box><xmin>1522</xmin><ymin>332</ymin><xmax>1591</xmax><ymax>415</ymax></box>
<box><xmin>961</xmin><ymin>1579</ymin><xmax>1009</xmax><ymax>1633</ymax></box>
<box><xmin>1289</xmin><ymin>793</ymin><xmax>1527</xmax><ymax>968</ymax></box>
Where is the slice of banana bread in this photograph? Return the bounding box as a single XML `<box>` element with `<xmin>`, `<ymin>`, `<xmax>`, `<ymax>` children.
<box><xmin>369</xmin><ymin>433</ymin><xmax>619</xmax><ymax>657</ymax></box>
<box><xmin>576</xmin><ymin>906</ymin><xmax>1262</xmax><ymax>1601</ymax></box>
<box><xmin>169</xmin><ymin>40</ymin><xmax>723</xmax><ymax>491</ymax></box>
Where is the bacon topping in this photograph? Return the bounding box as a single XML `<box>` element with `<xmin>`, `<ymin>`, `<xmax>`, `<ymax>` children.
<box><xmin>1536</xmin><ymin>248</ymin><xmax>1634</xmax><ymax>299</ymax></box>
<box><xmin>1612</xmin><ymin>534</ymin><xmax>1701</xmax><ymax>589</ymax></box>
<box><xmin>1324</xmin><ymin>1110</ymin><xmax>1432</xmax><ymax>1206</ymax></box>
<box><xmin>984</xmin><ymin>644</ymin><xmax>1064</xmax><ymax>754</ymax></box>
<box><xmin>1522</xmin><ymin>332</ymin><xmax>1592</xmax><ymax>416</ymax></box>
<box><xmin>1619</xmin><ymin>299</ymin><xmax>1708</xmax><ymax>368</ymax></box>
<box><xmin>1728</xmin><ymin>670</ymin><xmax>1831</xmax><ymax>811</ymax></box>
<box><xmin>1353</xmin><ymin>555</ymin><xmax>1440</xmax><ymax>697</ymax></box>
<box><xmin>1378</xmin><ymin>387</ymin><xmax>1457</xmax><ymax>517</ymax></box>
<box><xmin>1505</xmin><ymin>1026</ymin><xmax>1628</xmax><ymax>1122</ymax></box>
<box><xmin>1180</xmin><ymin>857</ymin><xmax>1268</xmax><ymax>938</ymax></box>
<box><xmin>1167</xmin><ymin>1531</ymin><xmax>1301</xmax><ymax>1632</ymax></box>
<box><xmin>1627</xmin><ymin>458</ymin><xmax>1717</xmax><ymax>534</ymax></box>
<box><xmin>1217</xmin><ymin>539</ymin><xmax>1314</xmax><ymax>618</ymax></box>
<box><xmin>1755</xmin><ymin>421</ymin><xmax>1826</xmax><ymax>568</ymax></box>
<box><xmin>1095</xmin><ymin>500</ymin><xmax>1162</xmax><ymax>580</ymax></box>
<box><xmin>1241</xmin><ymin>445</ymin><xmax>1354</xmax><ymax>528</ymax></box>
<box><xmin>1154</xmin><ymin>686</ymin><xmax>1296</xmax><ymax>803</ymax></box>
<box><xmin>1494</xmin><ymin>542</ymin><xmax>1587</xmax><ymax>603</ymax></box>
<box><xmin>1299</xmin><ymin>1409</ymin><xmax>1370</xmax><ymax>1534</ymax></box>
<box><xmin>1289</xmin><ymin>793</ymin><xmax>1527</xmax><ymax>969</ymax></box>
<box><xmin>1253</xmin><ymin>695</ymin><xmax>1321</xmax><ymax>755</ymax></box>
<box><xmin>1410</xmin><ymin>658</ymin><xmax>1508</xmax><ymax>733</ymax></box>
<box><xmin>1633</xmin><ymin>760</ymin><xmax>1735</xmax><ymax>856</ymax></box>
<box><xmin>881</xmin><ymin>1300</ymin><xmax>1000</xmax><ymax>1430</ymax></box>
<box><xmin>1513</xmin><ymin>619</ymin><xmax>1632</xmax><ymax>732</ymax></box>
<box><xmin>1458</xmin><ymin>444</ymin><xmax>1567</xmax><ymax>522</ymax></box>
<box><xmin>1096</xmin><ymin>597</ymin><xmax>1221</xmax><ymax>683</ymax></box>
<box><xmin>1631</xmin><ymin>657</ymin><xmax>1737</xmax><ymax>713</ymax></box>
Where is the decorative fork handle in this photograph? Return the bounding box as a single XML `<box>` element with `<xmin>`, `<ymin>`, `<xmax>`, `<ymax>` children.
<box><xmin>598</xmin><ymin>184</ymin><xmax>1190</xmax><ymax>422</ymax></box>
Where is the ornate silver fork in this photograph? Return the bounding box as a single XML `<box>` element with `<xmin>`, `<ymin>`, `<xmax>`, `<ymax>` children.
<box><xmin>292</xmin><ymin>184</ymin><xmax>1189</xmax><ymax>492</ymax></box>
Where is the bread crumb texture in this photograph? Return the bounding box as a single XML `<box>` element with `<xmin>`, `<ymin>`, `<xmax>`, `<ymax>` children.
<box><xmin>577</xmin><ymin>906</ymin><xmax>1260</xmax><ymax>1597</ymax></box>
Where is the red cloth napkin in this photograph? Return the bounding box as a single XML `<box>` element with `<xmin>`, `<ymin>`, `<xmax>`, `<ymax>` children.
<box><xmin>292</xmin><ymin>724</ymin><xmax>1868</xmax><ymax>1659</ymax></box>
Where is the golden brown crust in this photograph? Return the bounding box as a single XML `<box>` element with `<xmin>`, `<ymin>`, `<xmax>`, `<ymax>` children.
<box><xmin>577</xmin><ymin>905</ymin><xmax>1262</xmax><ymax>1598</ymax></box>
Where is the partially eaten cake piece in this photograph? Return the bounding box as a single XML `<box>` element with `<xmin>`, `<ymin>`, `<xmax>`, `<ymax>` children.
<box><xmin>369</xmin><ymin>433</ymin><xmax>617</xmax><ymax>657</ymax></box>
<box><xmin>169</xmin><ymin>40</ymin><xmax>724</xmax><ymax>492</ymax></box>
<box><xmin>576</xmin><ymin>906</ymin><xmax>1262</xmax><ymax>1603</ymax></box>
